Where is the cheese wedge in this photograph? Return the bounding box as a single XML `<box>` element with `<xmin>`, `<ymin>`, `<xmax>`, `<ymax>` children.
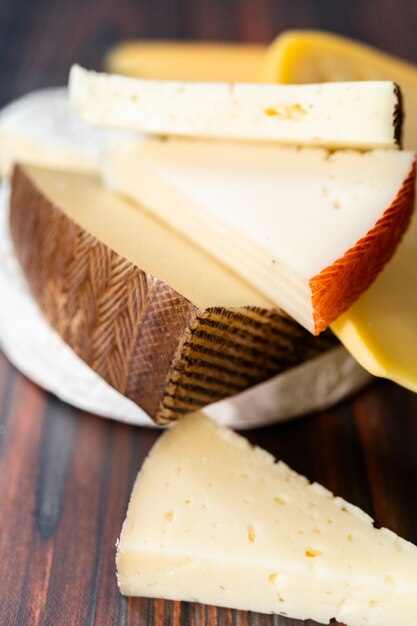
<box><xmin>268</xmin><ymin>31</ymin><xmax>417</xmax><ymax>389</ymax></box>
<box><xmin>105</xmin><ymin>41</ymin><xmax>266</xmax><ymax>82</ymax></box>
<box><xmin>0</xmin><ymin>88</ymin><xmax>108</xmax><ymax>177</ymax></box>
<box><xmin>117</xmin><ymin>413</ymin><xmax>417</xmax><ymax>624</ymax></box>
<box><xmin>10</xmin><ymin>164</ymin><xmax>339</xmax><ymax>423</ymax></box>
<box><xmin>103</xmin><ymin>136</ymin><xmax>415</xmax><ymax>334</ymax></box>
<box><xmin>70</xmin><ymin>65</ymin><xmax>402</xmax><ymax>149</ymax></box>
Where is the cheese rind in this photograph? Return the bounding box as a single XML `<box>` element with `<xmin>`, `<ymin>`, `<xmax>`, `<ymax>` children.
<box><xmin>270</xmin><ymin>30</ymin><xmax>417</xmax><ymax>387</ymax></box>
<box><xmin>69</xmin><ymin>65</ymin><xmax>402</xmax><ymax>149</ymax></box>
<box><xmin>103</xmin><ymin>136</ymin><xmax>416</xmax><ymax>334</ymax></box>
<box><xmin>117</xmin><ymin>414</ymin><xmax>417</xmax><ymax>624</ymax></box>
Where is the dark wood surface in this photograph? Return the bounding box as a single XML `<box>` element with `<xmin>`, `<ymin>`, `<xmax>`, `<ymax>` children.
<box><xmin>1</xmin><ymin>1</ymin><xmax>417</xmax><ymax>625</ymax></box>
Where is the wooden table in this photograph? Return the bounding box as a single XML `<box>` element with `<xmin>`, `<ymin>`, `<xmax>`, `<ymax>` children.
<box><xmin>1</xmin><ymin>1</ymin><xmax>417</xmax><ymax>624</ymax></box>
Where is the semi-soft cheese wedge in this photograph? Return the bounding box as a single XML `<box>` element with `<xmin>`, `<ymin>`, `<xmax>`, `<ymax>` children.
<box><xmin>0</xmin><ymin>88</ymin><xmax>107</xmax><ymax>177</ymax></box>
<box><xmin>106</xmin><ymin>41</ymin><xmax>266</xmax><ymax>82</ymax></box>
<box><xmin>69</xmin><ymin>65</ymin><xmax>402</xmax><ymax>149</ymax></box>
<box><xmin>268</xmin><ymin>31</ymin><xmax>417</xmax><ymax>389</ymax></box>
<box><xmin>10</xmin><ymin>164</ymin><xmax>338</xmax><ymax>423</ymax></box>
<box><xmin>103</xmin><ymin>136</ymin><xmax>415</xmax><ymax>334</ymax></box>
<box><xmin>117</xmin><ymin>413</ymin><xmax>417</xmax><ymax>624</ymax></box>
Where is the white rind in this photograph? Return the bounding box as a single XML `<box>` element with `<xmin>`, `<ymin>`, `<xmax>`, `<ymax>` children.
<box><xmin>0</xmin><ymin>87</ymin><xmax>109</xmax><ymax>177</ymax></box>
<box><xmin>0</xmin><ymin>181</ymin><xmax>371</xmax><ymax>428</ymax></box>
<box><xmin>69</xmin><ymin>65</ymin><xmax>400</xmax><ymax>149</ymax></box>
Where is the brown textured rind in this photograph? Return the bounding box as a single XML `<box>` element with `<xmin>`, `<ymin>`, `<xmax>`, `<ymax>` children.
<box><xmin>311</xmin><ymin>158</ymin><xmax>416</xmax><ymax>335</ymax></box>
<box><xmin>10</xmin><ymin>165</ymin><xmax>336</xmax><ymax>423</ymax></box>
<box><xmin>393</xmin><ymin>83</ymin><xmax>403</xmax><ymax>148</ymax></box>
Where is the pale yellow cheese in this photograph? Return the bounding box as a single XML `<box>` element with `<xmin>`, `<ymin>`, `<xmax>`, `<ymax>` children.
<box><xmin>22</xmin><ymin>165</ymin><xmax>271</xmax><ymax>310</ymax></box>
<box><xmin>267</xmin><ymin>31</ymin><xmax>417</xmax><ymax>388</ymax></box>
<box><xmin>105</xmin><ymin>41</ymin><xmax>266</xmax><ymax>82</ymax></box>
<box><xmin>117</xmin><ymin>413</ymin><xmax>417</xmax><ymax>624</ymax></box>
<box><xmin>70</xmin><ymin>65</ymin><xmax>401</xmax><ymax>150</ymax></box>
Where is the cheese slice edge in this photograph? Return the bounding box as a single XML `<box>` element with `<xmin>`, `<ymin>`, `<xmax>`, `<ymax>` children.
<box><xmin>69</xmin><ymin>65</ymin><xmax>401</xmax><ymax>149</ymax></box>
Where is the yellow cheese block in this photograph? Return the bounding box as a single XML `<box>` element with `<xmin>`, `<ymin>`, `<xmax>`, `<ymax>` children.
<box><xmin>266</xmin><ymin>30</ymin><xmax>417</xmax><ymax>391</ymax></box>
<box><xmin>105</xmin><ymin>41</ymin><xmax>266</xmax><ymax>82</ymax></box>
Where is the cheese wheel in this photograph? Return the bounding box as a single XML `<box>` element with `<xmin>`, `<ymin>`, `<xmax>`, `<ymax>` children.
<box><xmin>9</xmin><ymin>165</ymin><xmax>366</xmax><ymax>424</ymax></box>
<box><xmin>0</xmin><ymin>181</ymin><xmax>370</xmax><ymax>428</ymax></box>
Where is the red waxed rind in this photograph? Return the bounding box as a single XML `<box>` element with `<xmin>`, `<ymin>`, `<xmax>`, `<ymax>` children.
<box><xmin>310</xmin><ymin>158</ymin><xmax>416</xmax><ymax>335</ymax></box>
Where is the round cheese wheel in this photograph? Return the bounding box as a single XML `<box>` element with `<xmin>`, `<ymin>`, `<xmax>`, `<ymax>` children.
<box><xmin>0</xmin><ymin>182</ymin><xmax>371</xmax><ymax>428</ymax></box>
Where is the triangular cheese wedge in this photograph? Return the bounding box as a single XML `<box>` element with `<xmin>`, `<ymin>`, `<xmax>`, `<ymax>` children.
<box><xmin>267</xmin><ymin>30</ymin><xmax>417</xmax><ymax>388</ymax></box>
<box><xmin>69</xmin><ymin>65</ymin><xmax>402</xmax><ymax>150</ymax></box>
<box><xmin>103</xmin><ymin>136</ymin><xmax>415</xmax><ymax>334</ymax></box>
<box><xmin>117</xmin><ymin>413</ymin><xmax>417</xmax><ymax>624</ymax></box>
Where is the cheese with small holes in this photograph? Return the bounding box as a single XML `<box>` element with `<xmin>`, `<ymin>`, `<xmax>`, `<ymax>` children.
<box><xmin>267</xmin><ymin>30</ymin><xmax>417</xmax><ymax>389</ymax></box>
<box><xmin>105</xmin><ymin>41</ymin><xmax>266</xmax><ymax>82</ymax></box>
<box><xmin>103</xmin><ymin>135</ymin><xmax>415</xmax><ymax>334</ymax></box>
<box><xmin>117</xmin><ymin>413</ymin><xmax>417</xmax><ymax>624</ymax></box>
<box><xmin>69</xmin><ymin>65</ymin><xmax>402</xmax><ymax>149</ymax></box>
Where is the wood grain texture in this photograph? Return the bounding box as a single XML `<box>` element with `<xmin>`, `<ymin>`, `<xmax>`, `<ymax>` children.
<box><xmin>1</xmin><ymin>1</ymin><xmax>417</xmax><ymax>625</ymax></box>
<box><xmin>9</xmin><ymin>165</ymin><xmax>335</xmax><ymax>423</ymax></box>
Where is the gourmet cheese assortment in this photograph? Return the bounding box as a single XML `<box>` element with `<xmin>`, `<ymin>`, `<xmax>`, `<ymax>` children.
<box><xmin>0</xmin><ymin>89</ymin><xmax>369</xmax><ymax>427</ymax></box>
<box><xmin>1</xmin><ymin>28</ymin><xmax>417</xmax><ymax>626</ymax></box>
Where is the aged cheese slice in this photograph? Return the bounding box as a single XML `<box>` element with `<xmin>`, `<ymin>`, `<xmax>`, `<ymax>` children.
<box><xmin>70</xmin><ymin>65</ymin><xmax>402</xmax><ymax>149</ymax></box>
<box><xmin>117</xmin><ymin>413</ymin><xmax>417</xmax><ymax>624</ymax></box>
<box><xmin>10</xmin><ymin>164</ymin><xmax>339</xmax><ymax>423</ymax></box>
<box><xmin>103</xmin><ymin>136</ymin><xmax>415</xmax><ymax>334</ymax></box>
<box><xmin>105</xmin><ymin>41</ymin><xmax>266</xmax><ymax>82</ymax></box>
<box><xmin>268</xmin><ymin>31</ymin><xmax>417</xmax><ymax>389</ymax></box>
<box><xmin>0</xmin><ymin>88</ymin><xmax>108</xmax><ymax>177</ymax></box>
